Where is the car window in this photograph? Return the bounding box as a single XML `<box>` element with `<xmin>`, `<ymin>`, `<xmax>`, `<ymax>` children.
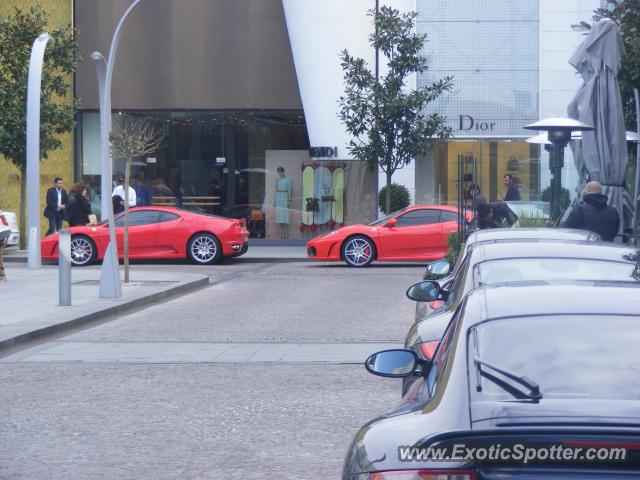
<box><xmin>395</xmin><ymin>209</ymin><xmax>442</xmax><ymax>227</ymax></box>
<box><xmin>368</xmin><ymin>208</ymin><xmax>408</xmax><ymax>226</ymax></box>
<box><xmin>439</xmin><ymin>210</ymin><xmax>460</xmax><ymax>223</ymax></box>
<box><xmin>114</xmin><ymin>210</ymin><xmax>159</xmax><ymax>227</ymax></box>
<box><xmin>158</xmin><ymin>212</ymin><xmax>180</xmax><ymax>223</ymax></box>
<box><xmin>475</xmin><ymin>258</ymin><xmax>638</xmax><ymax>286</ymax></box>
<box><xmin>427</xmin><ymin>306</ymin><xmax>462</xmax><ymax>397</ymax></box>
<box><xmin>470</xmin><ymin>315</ymin><xmax>640</xmax><ymax>400</ymax></box>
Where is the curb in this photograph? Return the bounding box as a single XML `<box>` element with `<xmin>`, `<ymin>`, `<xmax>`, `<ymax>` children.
<box><xmin>3</xmin><ymin>255</ymin><xmax>310</xmax><ymax>264</ymax></box>
<box><xmin>0</xmin><ymin>275</ymin><xmax>210</xmax><ymax>356</ymax></box>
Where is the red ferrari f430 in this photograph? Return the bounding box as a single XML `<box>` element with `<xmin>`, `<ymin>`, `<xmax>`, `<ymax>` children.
<box><xmin>41</xmin><ymin>207</ymin><xmax>249</xmax><ymax>266</ymax></box>
<box><xmin>306</xmin><ymin>205</ymin><xmax>472</xmax><ymax>267</ymax></box>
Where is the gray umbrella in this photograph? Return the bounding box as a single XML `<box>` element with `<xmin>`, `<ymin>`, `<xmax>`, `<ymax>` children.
<box><xmin>567</xmin><ymin>19</ymin><xmax>632</xmax><ymax>232</ymax></box>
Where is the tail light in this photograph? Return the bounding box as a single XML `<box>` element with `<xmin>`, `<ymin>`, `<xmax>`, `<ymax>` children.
<box><xmin>419</xmin><ymin>340</ymin><xmax>440</xmax><ymax>361</ymax></box>
<box><xmin>371</xmin><ymin>470</ymin><xmax>475</xmax><ymax>480</ymax></box>
<box><xmin>0</xmin><ymin>214</ymin><xmax>7</xmax><ymax>226</ymax></box>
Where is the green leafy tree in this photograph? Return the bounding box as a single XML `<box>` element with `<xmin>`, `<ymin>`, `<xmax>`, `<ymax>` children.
<box><xmin>377</xmin><ymin>183</ymin><xmax>410</xmax><ymax>214</ymax></box>
<box><xmin>339</xmin><ymin>6</ymin><xmax>453</xmax><ymax>214</ymax></box>
<box><xmin>578</xmin><ymin>0</ymin><xmax>640</xmax><ymax>130</ymax></box>
<box><xmin>0</xmin><ymin>6</ymin><xmax>77</xmax><ymax>248</ymax></box>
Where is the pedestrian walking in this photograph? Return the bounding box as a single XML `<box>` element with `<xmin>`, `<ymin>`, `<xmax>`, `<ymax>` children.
<box><xmin>562</xmin><ymin>181</ymin><xmax>620</xmax><ymax>241</ymax></box>
<box><xmin>468</xmin><ymin>183</ymin><xmax>487</xmax><ymax>212</ymax></box>
<box><xmin>67</xmin><ymin>183</ymin><xmax>92</xmax><ymax>226</ymax></box>
<box><xmin>43</xmin><ymin>177</ymin><xmax>68</xmax><ymax>235</ymax></box>
<box><xmin>503</xmin><ymin>174</ymin><xmax>520</xmax><ymax>201</ymax></box>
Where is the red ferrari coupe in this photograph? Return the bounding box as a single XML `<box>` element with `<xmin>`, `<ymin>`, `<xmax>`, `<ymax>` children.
<box><xmin>306</xmin><ymin>205</ymin><xmax>473</xmax><ymax>267</ymax></box>
<box><xmin>41</xmin><ymin>207</ymin><xmax>249</xmax><ymax>266</ymax></box>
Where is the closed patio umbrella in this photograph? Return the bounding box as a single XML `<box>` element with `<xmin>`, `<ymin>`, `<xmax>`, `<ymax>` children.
<box><xmin>567</xmin><ymin>19</ymin><xmax>632</xmax><ymax>233</ymax></box>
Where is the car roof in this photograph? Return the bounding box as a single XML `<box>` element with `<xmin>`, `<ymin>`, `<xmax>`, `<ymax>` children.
<box><xmin>471</xmin><ymin>239</ymin><xmax>634</xmax><ymax>262</ymax></box>
<box><xmin>467</xmin><ymin>228</ymin><xmax>600</xmax><ymax>243</ymax></box>
<box><xmin>408</xmin><ymin>204</ymin><xmax>460</xmax><ymax>213</ymax></box>
<box><xmin>465</xmin><ymin>283</ymin><xmax>640</xmax><ymax>324</ymax></box>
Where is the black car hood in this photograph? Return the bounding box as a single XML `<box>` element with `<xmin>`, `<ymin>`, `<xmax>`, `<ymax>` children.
<box><xmin>472</xmin><ymin>399</ymin><xmax>640</xmax><ymax>429</ymax></box>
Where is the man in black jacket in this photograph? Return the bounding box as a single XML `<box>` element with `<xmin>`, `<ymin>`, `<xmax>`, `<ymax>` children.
<box><xmin>477</xmin><ymin>201</ymin><xmax>518</xmax><ymax>229</ymax></box>
<box><xmin>43</xmin><ymin>177</ymin><xmax>68</xmax><ymax>235</ymax></box>
<box><xmin>503</xmin><ymin>174</ymin><xmax>521</xmax><ymax>201</ymax></box>
<box><xmin>562</xmin><ymin>181</ymin><xmax>620</xmax><ymax>241</ymax></box>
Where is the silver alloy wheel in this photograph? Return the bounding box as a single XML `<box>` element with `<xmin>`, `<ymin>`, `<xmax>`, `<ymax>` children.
<box><xmin>190</xmin><ymin>235</ymin><xmax>218</xmax><ymax>263</ymax></box>
<box><xmin>70</xmin><ymin>236</ymin><xmax>94</xmax><ymax>266</ymax></box>
<box><xmin>343</xmin><ymin>237</ymin><xmax>373</xmax><ymax>266</ymax></box>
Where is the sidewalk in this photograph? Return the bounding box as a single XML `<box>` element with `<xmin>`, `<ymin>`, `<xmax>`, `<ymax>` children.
<box><xmin>3</xmin><ymin>239</ymin><xmax>310</xmax><ymax>263</ymax></box>
<box><xmin>0</xmin><ymin>266</ymin><xmax>209</xmax><ymax>354</ymax></box>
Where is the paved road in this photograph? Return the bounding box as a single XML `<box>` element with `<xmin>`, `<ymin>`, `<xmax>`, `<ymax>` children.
<box><xmin>0</xmin><ymin>261</ymin><xmax>423</xmax><ymax>480</ymax></box>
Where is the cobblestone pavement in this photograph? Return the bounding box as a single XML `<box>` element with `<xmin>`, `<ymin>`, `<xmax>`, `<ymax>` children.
<box><xmin>0</xmin><ymin>262</ymin><xmax>423</xmax><ymax>480</ymax></box>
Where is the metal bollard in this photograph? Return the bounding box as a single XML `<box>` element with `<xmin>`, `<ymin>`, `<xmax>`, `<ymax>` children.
<box><xmin>58</xmin><ymin>229</ymin><xmax>72</xmax><ymax>306</ymax></box>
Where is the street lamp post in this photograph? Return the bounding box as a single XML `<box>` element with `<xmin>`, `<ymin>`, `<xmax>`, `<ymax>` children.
<box><xmin>92</xmin><ymin>0</ymin><xmax>144</xmax><ymax>298</ymax></box>
<box><xmin>524</xmin><ymin>117</ymin><xmax>594</xmax><ymax>222</ymax></box>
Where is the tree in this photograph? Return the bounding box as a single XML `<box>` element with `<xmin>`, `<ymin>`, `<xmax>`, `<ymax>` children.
<box><xmin>110</xmin><ymin>118</ymin><xmax>164</xmax><ymax>283</ymax></box>
<box><xmin>339</xmin><ymin>6</ymin><xmax>453</xmax><ymax>214</ymax></box>
<box><xmin>0</xmin><ymin>6</ymin><xmax>77</xmax><ymax>249</ymax></box>
<box><xmin>579</xmin><ymin>0</ymin><xmax>640</xmax><ymax>130</ymax></box>
<box><xmin>377</xmin><ymin>183</ymin><xmax>410</xmax><ymax>214</ymax></box>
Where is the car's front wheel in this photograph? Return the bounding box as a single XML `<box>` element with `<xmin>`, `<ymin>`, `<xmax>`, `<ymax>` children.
<box><xmin>70</xmin><ymin>235</ymin><xmax>96</xmax><ymax>266</ymax></box>
<box><xmin>187</xmin><ymin>233</ymin><xmax>222</xmax><ymax>265</ymax></box>
<box><xmin>341</xmin><ymin>236</ymin><xmax>375</xmax><ymax>267</ymax></box>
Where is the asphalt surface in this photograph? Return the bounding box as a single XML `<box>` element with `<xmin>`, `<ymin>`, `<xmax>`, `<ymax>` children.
<box><xmin>0</xmin><ymin>261</ymin><xmax>422</xmax><ymax>480</ymax></box>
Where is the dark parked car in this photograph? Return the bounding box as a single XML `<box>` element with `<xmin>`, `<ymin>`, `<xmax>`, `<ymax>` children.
<box><xmin>403</xmin><ymin>241</ymin><xmax>639</xmax><ymax>395</ymax></box>
<box><xmin>344</xmin><ymin>284</ymin><xmax>640</xmax><ymax>479</ymax></box>
<box><xmin>418</xmin><ymin>228</ymin><xmax>601</xmax><ymax>321</ymax></box>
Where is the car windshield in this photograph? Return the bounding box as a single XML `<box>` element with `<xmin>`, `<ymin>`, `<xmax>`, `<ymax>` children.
<box><xmin>476</xmin><ymin>258</ymin><xmax>638</xmax><ymax>286</ymax></box>
<box><xmin>368</xmin><ymin>208</ymin><xmax>408</xmax><ymax>226</ymax></box>
<box><xmin>470</xmin><ymin>315</ymin><xmax>640</xmax><ymax>400</ymax></box>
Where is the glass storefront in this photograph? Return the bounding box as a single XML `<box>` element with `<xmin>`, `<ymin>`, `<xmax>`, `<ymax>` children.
<box><xmin>420</xmin><ymin>139</ymin><xmax>541</xmax><ymax>206</ymax></box>
<box><xmin>77</xmin><ymin>110</ymin><xmax>309</xmax><ymax>235</ymax></box>
<box><xmin>416</xmin><ymin>1</ymin><xmax>546</xmax><ymax>208</ymax></box>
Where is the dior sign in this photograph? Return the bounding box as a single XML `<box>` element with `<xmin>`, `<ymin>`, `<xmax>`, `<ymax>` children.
<box><xmin>458</xmin><ymin>115</ymin><xmax>496</xmax><ymax>132</ymax></box>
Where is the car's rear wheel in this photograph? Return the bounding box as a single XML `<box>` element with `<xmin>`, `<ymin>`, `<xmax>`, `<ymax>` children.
<box><xmin>187</xmin><ymin>233</ymin><xmax>222</xmax><ymax>265</ymax></box>
<box><xmin>342</xmin><ymin>235</ymin><xmax>375</xmax><ymax>267</ymax></box>
<box><xmin>70</xmin><ymin>235</ymin><xmax>96</xmax><ymax>266</ymax></box>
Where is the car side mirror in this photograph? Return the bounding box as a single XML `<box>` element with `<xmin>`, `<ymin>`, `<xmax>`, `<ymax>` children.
<box><xmin>406</xmin><ymin>280</ymin><xmax>441</xmax><ymax>302</ymax></box>
<box><xmin>384</xmin><ymin>218</ymin><xmax>397</xmax><ymax>228</ymax></box>
<box><xmin>425</xmin><ymin>260</ymin><xmax>450</xmax><ymax>278</ymax></box>
<box><xmin>365</xmin><ymin>349</ymin><xmax>418</xmax><ymax>378</ymax></box>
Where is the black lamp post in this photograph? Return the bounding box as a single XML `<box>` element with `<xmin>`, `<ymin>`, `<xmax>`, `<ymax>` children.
<box><xmin>524</xmin><ymin>117</ymin><xmax>594</xmax><ymax>222</ymax></box>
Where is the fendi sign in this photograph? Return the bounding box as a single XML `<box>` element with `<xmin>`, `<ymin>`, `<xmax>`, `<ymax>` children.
<box><xmin>309</xmin><ymin>146</ymin><xmax>338</xmax><ymax>158</ymax></box>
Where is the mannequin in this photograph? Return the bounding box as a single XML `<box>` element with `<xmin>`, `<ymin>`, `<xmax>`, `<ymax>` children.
<box><xmin>274</xmin><ymin>166</ymin><xmax>293</xmax><ymax>239</ymax></box>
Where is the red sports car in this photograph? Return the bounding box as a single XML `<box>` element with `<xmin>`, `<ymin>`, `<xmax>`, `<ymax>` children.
<box><xmin>306</xmin><ymin>205</ymin><xmax>473</xmax><ymax>267</ymax></box>
<box><xmin>41</xmin><ymin>207</ymin><xmax>249</xmax><ymax>266</ymax></box>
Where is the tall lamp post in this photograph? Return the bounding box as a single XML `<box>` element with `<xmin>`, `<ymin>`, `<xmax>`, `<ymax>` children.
<box><xmin>524</xmin><ymin>117</ymin><xmax>594</xmax><ymax>222</ymax></box>
<box><xmin>92</xmin><ymin>0</ymin><xmax>144</xmax><ymax>298</ymax></box>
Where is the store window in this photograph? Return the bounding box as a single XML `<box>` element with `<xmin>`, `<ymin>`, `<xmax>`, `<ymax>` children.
<box><xmin>77</xmin><ymin>110</ymin><xmax>310</xmax><ymax>236</ymax></box>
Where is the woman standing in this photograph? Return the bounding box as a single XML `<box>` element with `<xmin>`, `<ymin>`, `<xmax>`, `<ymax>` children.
<box><xmin>67</xmin><ymin>183</ymin><xmax>92</xmax><ymax>226</ymax></box>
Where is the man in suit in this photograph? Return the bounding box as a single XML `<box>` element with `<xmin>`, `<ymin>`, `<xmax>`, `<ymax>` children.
<box><xmin>44</xmin><ymin>177</ymin><xmax>68</xmax><ymax>235</ymax></box>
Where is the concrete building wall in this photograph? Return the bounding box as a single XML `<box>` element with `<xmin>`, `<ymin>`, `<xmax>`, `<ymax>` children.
<box><xmin>75</xmin><ymin>0</ymin><xmax>302</xmax><ymax>110</ymax></box>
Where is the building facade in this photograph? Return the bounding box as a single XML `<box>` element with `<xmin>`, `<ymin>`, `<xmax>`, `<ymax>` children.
<box><xmin>1</xmin><ymin>0</ymin><xmax>605</xmax><ymax>241</ymax></box>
